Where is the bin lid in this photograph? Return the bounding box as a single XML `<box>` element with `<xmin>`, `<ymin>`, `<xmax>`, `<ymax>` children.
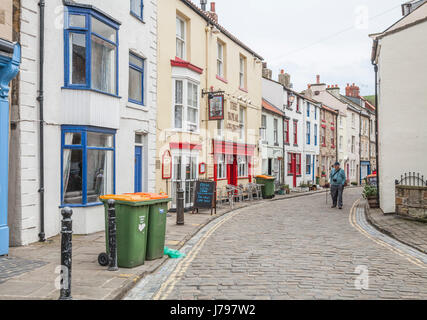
<box><xmin>100</xmin><ymin>194</ymin><xmax>151</xmax><ymax>202</ymax></box>
<box><xmin>123</xmin><ymin>192</ymin><xmax>170</xmax><ymax>200</ymax></box>
<box><xmin>256</xmin><ymin>175</ymin><xmax>275</xmax><ymax>180</ymax></box>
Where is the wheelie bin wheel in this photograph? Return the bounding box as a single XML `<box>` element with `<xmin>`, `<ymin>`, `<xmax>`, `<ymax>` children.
<box><xmin>98</xmin><ymin>253</ymin><xmax>109</xmax><ymax>266</ymax></box>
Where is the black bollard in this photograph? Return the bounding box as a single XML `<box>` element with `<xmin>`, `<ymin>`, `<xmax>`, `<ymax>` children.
<box><xmin>176</xmin><ymin>188</ymin><xmax>185</xmax><ymax>225</ymax></box>
<box><xmin>59</xmin><ymin>207</ymin><xmax>73</xmax><ymax>300</ymax></box>
<box><xmin>107</xmin><ymin>200</ymin><xmax>119</xmax><ymax>271</ymax></box>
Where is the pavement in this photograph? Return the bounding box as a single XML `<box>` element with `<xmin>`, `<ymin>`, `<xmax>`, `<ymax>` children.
<box><xmin>127</xmin><ymin>188</ymin><xmax>427</xmax><ymax>300</ymax></box>
<box><xmin>366</xmin><ymin>207</ymin><xmax>427</xmax><ymax>255</ymax></box>
<box><xmin>0</xmin><ymin>189</ymin><xmax>327</xmax><ymax>300</ymax></box>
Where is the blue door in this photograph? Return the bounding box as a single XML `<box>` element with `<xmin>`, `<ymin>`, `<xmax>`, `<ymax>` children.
<box><xmin>0</xmin><ymin>43</ymin><xmax>20</xmax><ymax>256</ymax></box>
<box><xmin>134</xmin><ymin>146</ymin><xmax>143</xmax><ymax>193</ymax></box>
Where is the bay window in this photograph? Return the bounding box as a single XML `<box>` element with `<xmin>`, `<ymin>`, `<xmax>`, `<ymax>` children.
<box><xmin>174</xmin><ymin>79</ymin><xmax>199</xmax><ymax>132</ymax></box>
<box><xmin>61</xmin><ymin>126</ymin><xmax>115</xmax><ymax>206</ymax></box>
<box><xmin>64</xmin><ymin>6</ymin><xmax>119</xmax><ymax>95</ymax></box>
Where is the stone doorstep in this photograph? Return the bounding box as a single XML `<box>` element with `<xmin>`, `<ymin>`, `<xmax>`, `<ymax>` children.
<box><xmin>365</xmin><ymin>204</ymin><xmax>427</xmax><ymax>255</ymax></box>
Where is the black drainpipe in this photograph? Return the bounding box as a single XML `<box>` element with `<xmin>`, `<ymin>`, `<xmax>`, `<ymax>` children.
<box><xmin>373</xmin><ymin>58</ymin><xmax>380</xmax><ymax>207</ymax></box>
<box><xmin>37</xmin><ymin>0</ymin><xmax>46</xmax><ymax>242</ymax></box>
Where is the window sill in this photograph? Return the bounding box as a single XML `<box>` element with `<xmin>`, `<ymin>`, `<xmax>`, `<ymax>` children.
<box><xmin>59</xmin><ymin>202</ymin><xmax>103</xmax><ymax>209</ymax></box>
<box><xmin>216</xmin><ymin>75</ymin><xmax>228</xmax><ymax>84</ymax></box>
<box><xmin>239</xmin><ymin>87</ymin><xmax>248</xmax><ymax>93</ymax></box>
<box><xmin>171</xmin><ymin>128</ymin><xmax>201</xmax><ymax>135</ymax></box>
<box><xmin>62</xmin><ymin>87</ymin><xmax>121</xmax><ymax>99</ymax></box>
<box><xmin>127</xmin><ymin>100</ymin><xmax>148</xmax><ymax>111</ymax></box>
<box><xmin>130</xmin><ymin>12</ymin><xmax>145</xmax><ymax>23</ymax></box>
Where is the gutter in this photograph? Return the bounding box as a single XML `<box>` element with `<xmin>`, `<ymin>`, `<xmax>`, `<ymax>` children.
<box><xmin>37</xmin><ymin>0</ymin><xmax>46</xmax><ymax>242</ymax></box>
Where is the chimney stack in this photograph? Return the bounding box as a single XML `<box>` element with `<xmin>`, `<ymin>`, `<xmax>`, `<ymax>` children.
<box><xmin>262</xmin><ymin>62</ymin><xmax>272</xmax><ymax>80</ymax></box>
<box><xmin>345</xmin><ymin>83</ymin><xmax>360</xmax><ymax>97</ymax></box>
<box><xmin>278</xmin><ymin>69</ymin><xmax>291</xmax><ymax>88</ymax></box>
<box><xmin>208</xmin><ymin>2</ymin><xmax>218</xmax><ymax>22</ymax></box>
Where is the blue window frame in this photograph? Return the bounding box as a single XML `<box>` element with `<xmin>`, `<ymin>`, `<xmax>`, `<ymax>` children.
<box><xmin>129</xmin><ymin>52</ymin><xmax>145</xmax><ymax>105</ymax></box>
<box><xmin>314</xmin><ymin>124</ymin><xmax>318</xmax><ymax>146</ymax></box>
<box><xmin>314</xmin><ymin>107</ymin><xmax>317</xmax><ymax>120</ymax></box>
<box><xmin>130</xmin><ymin>0</ymin><xmax>144</xmax><ymax>21</ymax></box>
<box><xmin>306</xmin><ymin>121</ymin><xmax>311</xmax><ymax>145</ymax></box>
<box><xmin>61</xmin><ymin>126</ymin><xmax>116</xmax><ymax>207</ymax></box>
<box><xmin>306</xmin><ymin>155</ymin><xmax>312</xmax><ymax>175</ymax></box>
<box><xmin>307</xmin><ymin>103</ymin><xmax>310</xmax><ymax>117</ymax></box>
<box><xmin>64</xmin><ymin>6</ymin><xmax>120</xmax><ymax>96</ymax></box>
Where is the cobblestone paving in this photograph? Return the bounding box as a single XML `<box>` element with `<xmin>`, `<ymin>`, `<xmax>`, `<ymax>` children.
<box><xmin>0</xmin><ymin>257</ymin><xmax>47</xmax><ymax>284</ymax></box>
<box><xmin>146</xmin><ymin>188</ymin><xmax>427</xmax><ymax>300</ymax></box>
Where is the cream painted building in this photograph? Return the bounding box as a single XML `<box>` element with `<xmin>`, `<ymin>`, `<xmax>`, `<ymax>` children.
<box><xmin>156</xmin><ymin>0</ymin><xmax>263</xmax><ymax>209</ymax></box>
<box><xmin>0</xmin><ymin>0</ymin><xmax>13</xmax><ymax>41</ymax></box>
<box><xmin>370</xmin><ymin>1</ymin><xmax>427</xmax><ymax>213</ymax></box>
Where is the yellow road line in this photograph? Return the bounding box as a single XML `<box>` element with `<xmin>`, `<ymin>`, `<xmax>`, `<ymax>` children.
<box><xmin>349</xmin><ymin>199</ymin><xmax>426</xmax><ymax>269</ymax></box>
<box><xmin>153</xmin><ymin>205</ymin><xmax>254</xmax><ymax>300</ymax></box>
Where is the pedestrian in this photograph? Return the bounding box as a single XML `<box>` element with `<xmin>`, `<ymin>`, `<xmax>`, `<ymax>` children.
<box><xmin>330</xmin><ymin>162</ymin><xmax>346</xmax><ymax>209</ymax></box>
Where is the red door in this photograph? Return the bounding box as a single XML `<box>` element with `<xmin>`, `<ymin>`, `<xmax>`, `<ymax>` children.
<box><xmin>227</xmin><ymin>155</ymin><xmax>238</xmax><ymax>186</ymax></box>
<box><xmin>291</xmin><ymin>154</ymin><xmax>297</xmax><ymax>188</ymax></box>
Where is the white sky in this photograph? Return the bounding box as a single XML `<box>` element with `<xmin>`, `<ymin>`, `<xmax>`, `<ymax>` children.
<box><xmin>208</xmin><ymin>0</ymin><xmax>404</xmax><ymax>96</ymax></box>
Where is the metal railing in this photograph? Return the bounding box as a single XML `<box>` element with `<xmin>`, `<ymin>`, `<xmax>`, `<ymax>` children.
<box><xmin>395</xmin><ymin>172</ymin><xmax>427</xmax><ymax>187</ymax></box>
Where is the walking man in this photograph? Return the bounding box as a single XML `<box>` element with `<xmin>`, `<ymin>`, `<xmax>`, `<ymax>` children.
<box><xmin>330</xmin><ymin>162</ymin><xmax>346</xmax><ymax>209</ymax></box>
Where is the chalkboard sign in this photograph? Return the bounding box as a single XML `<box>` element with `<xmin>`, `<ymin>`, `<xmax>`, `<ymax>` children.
<box><xmin>192</xmin><ymin>180</ymin><xmax>216</xmax><ymax>215</ymax></box>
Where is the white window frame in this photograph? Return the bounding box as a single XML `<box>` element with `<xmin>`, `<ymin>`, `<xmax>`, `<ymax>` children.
<box><xmin>216</xmin><ymin>154</ymin><xmax>226</xmax><ymax>179</ymax></box>
<box><xmin>217</xmin><ymin>41</ymin><xmax>224</xmax><ymax>77</ymax></box>
<box><xmin>176</xmin><ymin>16</ymin><xmax>186</xmax><ymax>59</ymax></box>
<box><xmin>260</xmin><ymin>114</ymin><xmax>267</xmax><ymax>142</ymax></box>
<box><xmin>273</xmin><ymin>118</ymin><xmax>278</xmax><ymax>144</ymax></box>
<box><xmin>239</xmin><ymin>55</ymin><xmax>246</xmax><ymax>88</ymax></box>
<box><xmin>239</xmin><ymin>106</ymin><xmax>246</xmax><ymax>140</ymax></box>
<box><xmin>172</xmin><ymin>77</ymin><xmax>200</xmax><ymax>133</ymax></box>
<box><xmin>238</xmin><ymin>155</ymin><xmax>248</xmax><ymax>177</ymax></box>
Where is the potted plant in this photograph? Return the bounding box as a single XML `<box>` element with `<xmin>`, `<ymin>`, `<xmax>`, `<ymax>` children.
<box><xmin>281</xmin><ymin>184</ymin><xmax>290</xmax><ymax>194</ymax></box>
<box><xmin>351</xmin><ymin>182</ymin><xmax>358</xmax><ymax>186</ymax></box>
<box><xmin>299</xmin><ymin>182</ymin><xmax>310</xmax><ymax>193</ymax></box>
<box><xmin>363</xmin><ymin>185</ymin><xmax>379</xmax><ymax>208</ymax></box>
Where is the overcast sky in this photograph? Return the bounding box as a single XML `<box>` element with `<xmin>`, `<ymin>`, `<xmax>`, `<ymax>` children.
<box><xmin>208</xmin><ymin>0</ymin><xmax>404</xmax><ymax>96</ymax></box>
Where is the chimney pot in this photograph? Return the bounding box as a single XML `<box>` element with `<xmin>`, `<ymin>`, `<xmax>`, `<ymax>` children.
<box><xmin>316</xmin><ymin>75</ymin><xmax>320</xmax><ymax>84</ymax></box>
<box><xmin>281</xmin><ymin>69</ymin><xmax>284</xmax><ymax>74</ymax></box>
<box><xmin>211</xmin><ymin>2</ymin><xmax>216</xmax><ymax>12</ymax></box>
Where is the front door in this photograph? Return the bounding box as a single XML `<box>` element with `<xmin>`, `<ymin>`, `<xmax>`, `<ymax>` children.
<box><xmin>291</xmin><ymin>154</ymin><xmax>297</xmax><ymax>188</ymax></box>
<box><xmin>227</xmin><ymin>155</ymin><xmax>238</xmax><ymax>186</ymax></box>
<box><xmin>134</xmin><ymin>146</ymin><xmax>143</xmax><ymax>193</ymax></box>
<box><xmin>172</xmin><ymin>154</ymin><xmax>198</xmax><ymax>209</ymax></box>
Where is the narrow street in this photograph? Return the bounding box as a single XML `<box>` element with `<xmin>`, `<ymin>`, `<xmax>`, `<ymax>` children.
<box><xmin>127</xmin><ymin>188</ymin><xmax>427</xmax><ymax>300</ymax></box>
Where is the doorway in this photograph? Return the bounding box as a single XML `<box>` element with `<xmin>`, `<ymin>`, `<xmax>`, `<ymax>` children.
<box><xmin>134</xmin><ymin>146</ymin><xmax>143</xmax><ymax>193</ymax></box>
<box><xmin>172</xmin><ymin>154</ymin><xmax>198</xmax><ymax>209</ymax></box>
<box><xmin>227</xmin><ymin>155</ymin><xmax>238</xmax><ymax>186</ymax></box>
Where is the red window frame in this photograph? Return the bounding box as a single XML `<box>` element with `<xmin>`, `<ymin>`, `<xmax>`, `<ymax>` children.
<box><xmin>296</xmin><ymin>154</ymin><xmax>301</xmax><ymax>175</ymax></box>
<box><xmin>321</xmin><ymin>127</ymin><xmax>326</xmax><ymax>146</ymax></box>
<box><xmin>296</xmin><ymin>97</ymin><xmax>300</xmax><ymax>112</ymax></box>
<box><xmin>284</xmin><ymin>119</ymin><xmax>289</xmax><ymax>144</ymax></box>
<box><xmin>293</xmin><ymin>120</ymin><xmax>298</xmax><ymax>145</ymax></box>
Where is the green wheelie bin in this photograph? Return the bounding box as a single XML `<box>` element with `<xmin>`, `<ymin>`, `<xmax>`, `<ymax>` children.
<box><xmin>255</xmin><ymin>175</ymin><xmax>276</xmax><ymax>199</ymax></box>
<box><xmin>143</xmin><ymin>195</ymin><xmax>172</xmax><ymax>261</ymax></box>
<box><xmin>100</xmin><ymin>194</ymin><xmax>152</xmax><ymax>268</ymax></box>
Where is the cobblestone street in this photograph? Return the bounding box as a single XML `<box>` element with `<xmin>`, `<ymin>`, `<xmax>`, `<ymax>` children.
<box><xmin>128</xmin><ymin>188</ymin><xmax>427</xmax><ymax>300</ymax></box>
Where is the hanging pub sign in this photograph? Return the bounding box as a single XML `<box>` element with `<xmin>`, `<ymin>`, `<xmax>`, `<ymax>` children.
<box><xmin>208</xmin><ymin>94</ymin><xmax>225</xmax><ymax>120</ymax></box>
<box><xmin>162</xmin><ymin>150</ymin><xmax>172</xmax><ymax>180</ymax></box>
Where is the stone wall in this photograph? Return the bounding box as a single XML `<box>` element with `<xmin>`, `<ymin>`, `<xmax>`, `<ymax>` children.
<box><xmin>395</xmin><ymin>185</ymin><xmax>427</xmax><ymax>222</ymax></box>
